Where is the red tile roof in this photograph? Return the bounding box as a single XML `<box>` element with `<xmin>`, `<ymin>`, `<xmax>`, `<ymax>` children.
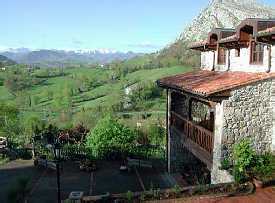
<box><xmin>157</xmin><ymin>70</ymin><xmax>275</xmax><ymax>97</ymax></box>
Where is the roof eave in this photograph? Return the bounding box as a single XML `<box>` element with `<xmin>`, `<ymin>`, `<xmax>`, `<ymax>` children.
<box><xmin>156</xmin><ymin>80</ymin><xmax>209</xmax><ymax>98</ymax></box>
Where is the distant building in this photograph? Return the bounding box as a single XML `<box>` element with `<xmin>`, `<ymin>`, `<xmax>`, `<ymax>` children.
<box><xmin>157</xmin><ymin>18</ymin><xmax>275</xmax><ymax>184</ymax></box>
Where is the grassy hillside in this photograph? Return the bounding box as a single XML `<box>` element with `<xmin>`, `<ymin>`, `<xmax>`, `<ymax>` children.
<box><xmin>0</xmin><ymin>65</ymin><xmax>192</xmax><ymax>128</ymax></box>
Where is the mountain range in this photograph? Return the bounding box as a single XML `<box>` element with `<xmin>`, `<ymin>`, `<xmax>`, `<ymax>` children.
<box><xmin>1</xmin><ymin>0</ymin><xmax>275</xmax><ymax>67</ymax></box>
<box><xmin>0</xmin><ymin>48</ymin><xmax>141</xmax><ymax>66</ymax></box>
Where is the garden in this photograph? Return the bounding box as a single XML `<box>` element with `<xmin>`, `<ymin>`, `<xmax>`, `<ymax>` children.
<box><xmin>2</xmin><ymin>111</ymin><xmax>275</xmax><ymax>202</ymax></box>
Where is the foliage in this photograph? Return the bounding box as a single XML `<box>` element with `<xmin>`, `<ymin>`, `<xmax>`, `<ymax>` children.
<box><xmin>233</xmin><ymin>140</ymin><xmax>274</xmax><ymax>183</ymax></box>
<box><xmin>220</xmin><ymin>158</ymin><xmax>231</xmax><ymax>170</ymax></box>
<box><xmin>62</xmin><ymin>143</ymin><xmax>87</xmax><ymax>160</ymax></box>
<box><xmin>33</xmin><ymin>68</ymin><xmax>65</xmax><ymax>78</ymax></box>
<box><xmin>4</xmin><ymin>68</ymin><xmax>42</xmax><ymax>94</ymax></box>
<box><xmin>252</xmin><ymin>153</ymin><xmax>273</xmax><ymax>180</ymax></box>
<box><xmin>0</xmin><ymin>102</ymin><xmax>24</xmax><ymax>147</ymax></box>
<box><xmin>128</xmin><ymin>82</ymin><xmax>164</xmax><ymax>110</ymax></box>
<box><xmin>171</xmin><ymin>184</ymin><xmax>182</xmax><ymax>197</ymax></box>
<box><xmin>159</xmin><ymin>40</ymin><xmax>200</xmax><ymax>67</ymax></box>
<box><xmin>0</xmin><ymin>155</ymin><xmax>9</xmax><ymax>166</ymax></box>
<box><xmin>85</xmin><ymin>115</ymin><xmax>137</xmax><ymax>159</ymax></box>
<box><xmin>0</xmin><ymin>65</ymin><xmax>191</xmax><ymax>149</ymax></box>
<box><xmin>125</xmin><ymin>190</ymin><xmax>134</xmax><ymax>202</ymax></box>
<box><xmin>147</xmin><ymin>122</ymin><xmax>165</xmax><ymax>146</ymax></box>
<box><xmin>58</xmin><ymin>124</ymin><xmax>89</xmax><ymax>144</ymax></box>
<box><xmin>233</xmin><ymin>140</ymin><xmax>256</xmax><ymax>183</ymax></box>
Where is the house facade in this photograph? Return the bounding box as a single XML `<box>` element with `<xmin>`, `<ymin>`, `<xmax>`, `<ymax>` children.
<box><xmin>157</xmin><ymin>18</ymin><xmax>275</xmax><ymax>184</ymax></box>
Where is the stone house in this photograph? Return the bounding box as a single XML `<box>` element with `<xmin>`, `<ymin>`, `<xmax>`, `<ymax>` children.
<box><xmin>157</xmin><ymin>18</ymin><xmax>275</xmax><ymax>184</ymax></box>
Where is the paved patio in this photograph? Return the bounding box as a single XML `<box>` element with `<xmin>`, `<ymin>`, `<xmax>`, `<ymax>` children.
<box><xmin>0</xmin><ymin>159</ymin><xmax>173</xmax><ymax>202</ymax></box>
<box><xmin>0</xmin><ymin>160</ymin><xmax>43</xmax><ymax>203</ymax></box>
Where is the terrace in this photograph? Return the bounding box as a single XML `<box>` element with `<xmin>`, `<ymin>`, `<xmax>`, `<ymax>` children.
<box><xmin>0</xmin><ymin>160</ymin><xmax>175</xmax><ymax>203</ymax></box>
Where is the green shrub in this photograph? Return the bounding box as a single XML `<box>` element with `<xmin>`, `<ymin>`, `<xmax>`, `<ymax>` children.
<box><xmin>233</xmin><ymin>140</ymin><xmax>255</xmax><ymax>183</ymax></box>
<box><xmin>220</xmin><ymin>158</ymin><xmax>231</xmax><ymax>170</ymax></box>
<box><xmin>85</xmin><ymin>115</ymin><xmax>137</xmax><ymax>159</ymax></box>
<box><xmin>252</xmin><ymin>153</ymin><xmax>273</xmax><ymax>180</ymax></box>
<box><xmin>171</xmin><ymin>184</ymin><xmax>181</xmax><ymax>197</ymax></box>
<box><xmin>233</xmin><ymin>140</ymin><xmax>274</xmax><ymax>183</ymax></box>
<box><xmin>125</xmin><ymin>190</ymin><xmax>134</xmax><ymax>202</ymax></box>
<box><xmin>148</xmin><ymin>123</ymin><xmax>165</xmax><ymax>146</ymax></box>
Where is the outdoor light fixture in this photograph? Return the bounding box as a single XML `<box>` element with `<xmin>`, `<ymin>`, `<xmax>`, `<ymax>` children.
<box><xmin>53</xmin><ymin>140</ymin><xmax>62</xmax><ymax>203</ymax></box>
<box><xmin>54</xmin><ymin>142</ymin><xmax>61</xmax><ymax>161</ymax></box>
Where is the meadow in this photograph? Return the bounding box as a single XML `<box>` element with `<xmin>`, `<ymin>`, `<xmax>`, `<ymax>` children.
<box><xmin>0</xmin><ymin>65</ymin><xmax>192</xmax><ymax>144</ymax></box>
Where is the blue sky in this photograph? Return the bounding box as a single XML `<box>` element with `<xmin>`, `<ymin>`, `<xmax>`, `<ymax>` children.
<box><xmin>0</xmin><ymin>0</ymin><xmax>274</xmax><ymax>53</ymax></box>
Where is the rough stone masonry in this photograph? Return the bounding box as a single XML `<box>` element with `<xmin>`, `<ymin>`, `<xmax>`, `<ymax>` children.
<box><xmin>222</xmin><ymin>79</ymin><xmax>273</xmax><ymax>160</ymax></box>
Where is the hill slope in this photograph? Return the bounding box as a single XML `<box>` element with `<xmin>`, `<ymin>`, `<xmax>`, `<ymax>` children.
<box><xmin>0</xmin><ymin>55</ymin><xmax>16</xmax><ymax>66</ymax></box>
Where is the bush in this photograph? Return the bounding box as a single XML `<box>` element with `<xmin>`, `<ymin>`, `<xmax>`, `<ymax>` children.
<box><xmin>17</xmin><ymin>149</ymin><xmax>32</xmax><ymax>160</ymax></box>
<box><xmin>148</xmin><ymin>123</ymin><xmax>165</xmax><ymax>146</ymax></box>
<box><xmin>86</xmin><ymin>115</ymin><xmax>137</xmax><ymax>159</ymax></box>
<box><xmin>233</xmin><ymin>140</ymin><xmax>274</xmax><ymax>183</ymax></box>
<box><xmin>233</xmin><ymin>140</ymin><xmax>255</xmax><ymax>183</ymax></box>
<box><xmin>252</xmin><ymin>153</ymin><xmax>273</xmax><ymax>180</ymax></box>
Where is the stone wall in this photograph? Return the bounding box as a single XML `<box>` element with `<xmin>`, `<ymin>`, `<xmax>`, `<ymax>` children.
<box><xmin>271</xmin><ymin>79</ymin><xmax>275</xmax><ymax>152</ymax></box>
<box><xmin>222</xmin><ymin>79</ymin><xmax>273</xmax><ymax>160</ymax></box>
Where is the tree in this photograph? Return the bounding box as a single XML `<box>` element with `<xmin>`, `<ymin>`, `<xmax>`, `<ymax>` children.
<box><xmin>86</xmin><ymin>115</ymin><xmax>137</xmax><ymax>159</ymax></box>
<box><xmin>22</xmin><ymin>114</ymin><xmax>45</xmax><ymax>143</ymax></box>
<box><xmin>0</xmin><ymin>102</ymin><xmax>23</xmax><ymax>147</ymax></box>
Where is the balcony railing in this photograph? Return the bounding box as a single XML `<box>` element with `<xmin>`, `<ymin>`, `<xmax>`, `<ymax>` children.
<box><xmin>171</xmin><ymin>111</ymin><xmax>214</xmax><ymax>155</ymax></box>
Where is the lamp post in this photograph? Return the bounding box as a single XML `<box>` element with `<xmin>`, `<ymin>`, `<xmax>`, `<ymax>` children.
<box><xmin>53</xmin><ymin>141</ymin><xmax>61</xmax><ymax>203</ymax></box>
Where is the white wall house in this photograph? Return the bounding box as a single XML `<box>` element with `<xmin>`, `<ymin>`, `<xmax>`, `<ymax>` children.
<box><xmin>158</xmin><ymin>18</ymin><xmax>275</xmax><ymax>185</ymax></box>
<box><xmin>192</xmin><ymin>18</ymin><xmax>275</xmax><ymax>73</ymax></box>
<box><xmin>201</xmin><ymin>45</ymin><xmax>275</xmax><ymax>73</ymax></box>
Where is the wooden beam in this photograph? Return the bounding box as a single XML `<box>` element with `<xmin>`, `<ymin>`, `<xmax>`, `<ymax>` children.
<box><xmin>211</xmin><ymin>91</ymin><xmax>231</xmax><ymax>97</ymax></box>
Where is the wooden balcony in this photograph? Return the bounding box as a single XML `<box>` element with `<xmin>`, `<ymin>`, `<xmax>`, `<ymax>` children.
<box><xmin>171</xmin><ymin>111</ymin><xmax>214</xmax><ymax>169</ymax></box>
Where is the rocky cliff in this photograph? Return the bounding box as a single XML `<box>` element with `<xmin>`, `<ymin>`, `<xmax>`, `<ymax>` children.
<box><xmin>180</xmin><ymin>0</ymin><xmax>275</xmax><ymax>42</ymax></box>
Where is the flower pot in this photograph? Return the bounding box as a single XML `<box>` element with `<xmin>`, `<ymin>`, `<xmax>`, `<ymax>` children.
<box><xmin>253</xmin><ymin>178</ymin><xmax>263</xmax><ymax>189</ymax></box>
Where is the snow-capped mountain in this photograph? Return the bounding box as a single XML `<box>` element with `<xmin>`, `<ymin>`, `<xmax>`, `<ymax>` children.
<box><xmin>0</xmin><ymin>48</ymin><xmax>141</xmax><ymax>65</ymax></box>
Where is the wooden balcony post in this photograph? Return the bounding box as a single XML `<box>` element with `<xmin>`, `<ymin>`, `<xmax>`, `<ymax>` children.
<box><xmin>167</xmin><ymin>90</ymin><xmax>172</xmax><ymax>173</ymax></box>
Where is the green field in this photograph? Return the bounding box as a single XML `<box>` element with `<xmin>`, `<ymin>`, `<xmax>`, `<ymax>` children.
<box><xmin>0</xmin><ymin>65</ymin><xmax>192</xmax><ymax>127</ymax></box>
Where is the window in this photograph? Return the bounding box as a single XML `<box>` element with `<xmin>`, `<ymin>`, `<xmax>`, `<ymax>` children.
<box><xmin>250</xmin><ymin>42</ymin><xmax>264</xmax><ymax>64</ymax></box>
<box><xmin>218</xmin><ymin>47</ymin><xmax>226</xmax><ymax>65</ymax></box>
<box><xmin>235</xmin><ymin>48</ymin><xmax>240</xmax><ymax>57</ymax></box>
